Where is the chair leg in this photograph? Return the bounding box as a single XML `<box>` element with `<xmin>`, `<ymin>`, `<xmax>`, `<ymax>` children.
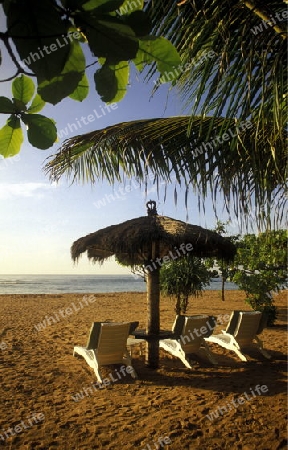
<box><xmin>227</xmin><ymin>337</ymin><xmax>248</xmax><ymax>362</ymax></box>
<box><xmin>232</xmin><ymin>345</ymin><xmax>248</xmax><ymax>362</ymax></box>
<box><xmin>123</xmin><ymin>350</ymin><xmax>138</xmax><ymax>379</ymax></box>
<box><xmin>255</xmin><ymin>336</ymin><xmax>272</xmax><ymax>359</ymax></box>
<box><xmin>89</xmin><ymin>352</ymin><xmax>102</xmax><ymax>383</ymax></box>
<box><xmin>94</xmin><ymin>366</ymin><xmax>103</xmax><ymax>383</ymax></box>
<box><xmin>139</xmin><ymin>342</ymin><xmax>145</xmax><ymax>356</ymax></box>
<box><xmin>126</xmin><ymin>364</ymin><xmax>138</xmax><ymax>379</ymax></box>
<box><xmin>202</xmin><ymin>342</ymin><xmax>218</xmax><ymax>365</ymax></box>
<box><xmin>160</xmin><ymin>340</ymin><xmax>195</xmax><ymax>368</ymax></box>
<box><xmin>179</xmin><ymin>349</ymin><xmax>196</xmax><ymax>369</ymax></box>
<box><xmin>127</xmin><ymin>338</ymin><xmax>145</xmax><ymax>357</ymax></box>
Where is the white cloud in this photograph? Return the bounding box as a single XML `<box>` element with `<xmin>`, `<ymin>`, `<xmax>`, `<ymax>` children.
<box><xmin>0</xmin><ymin>182</ymin><xmax>58</xmax><ymax>199</ymax></box>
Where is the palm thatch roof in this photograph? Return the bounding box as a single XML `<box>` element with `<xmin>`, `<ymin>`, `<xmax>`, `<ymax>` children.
<box><xmin>71</xmin><ymin>208</ymin><xmax>236</xmax><ymax>266</ymax></box>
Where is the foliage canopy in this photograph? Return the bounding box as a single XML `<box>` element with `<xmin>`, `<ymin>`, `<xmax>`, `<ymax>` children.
<box><xmin>160</xmin><ymin>255</ymin><xmax>213</xmax><ymax>315</ymax></box>
<box><xmin>45</xmin><ymin>0</ymin><xmax>287</xmax><ymax>228</ymax></box>
<box><xmin>230</xmin><ymin>230</ymin><xmax>287</xmax><ymax>324</ymax></box>
<box><xmin>0</xmin><ymin>0</ymin><xmax>180</xmax><ymax>154</ymax></box>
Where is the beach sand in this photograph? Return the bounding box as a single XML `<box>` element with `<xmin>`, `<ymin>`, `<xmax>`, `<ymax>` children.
<box><xmin>0</xmin><ymin>290</ymin><xmax>286</xmax><ymax>450</ymax></box>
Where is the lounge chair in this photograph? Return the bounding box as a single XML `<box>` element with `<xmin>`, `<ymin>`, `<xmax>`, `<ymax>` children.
<box><xmin>205</xmin><ymin>310</ymin><xmax>271</xmax><ymax>361</ymax></box>
<box><xmin>159</xmin><ymin>315</ymin><xmax>218</xmax><ymax>368</ymax></box>
<box><xmin>73</xmin><ymin>322</ymin><xmax>138</xmax><ymax>382</ymax></box>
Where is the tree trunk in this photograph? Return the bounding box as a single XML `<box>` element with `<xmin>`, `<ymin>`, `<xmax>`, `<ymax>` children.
<box><xmin>221</xmin><ymin>276</ymin><xmax>226</xmax><ymax>301</ymax></box>
<box><xmin>146</xmin><ymin>266</ymin><xmax>160</xmax><ymax>368</ymax></box>
<box><xmin>175</xmin><ymin>295</ymin><xmax>181</xmax><ymax>315</ymax></box>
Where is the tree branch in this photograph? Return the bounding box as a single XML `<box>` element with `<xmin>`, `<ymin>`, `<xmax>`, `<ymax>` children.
<box><xmin>0</xmin><ymin>70</ymin><xmax>35</xmax><ymax>82</ymax></box>
<box><xmin>243</xmin><ymin>0</ymin><xmax>287</xmax><ymax>38</ymax></box>
<box><xmin>0</xmin><ymin>32</ymin><xmax>35</xmax><ymax>80</ymax></box>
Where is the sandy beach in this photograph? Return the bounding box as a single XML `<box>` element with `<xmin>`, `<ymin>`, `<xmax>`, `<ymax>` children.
<box><xmin>0</xmin><ymin>290</ymin><xmax>286</xmax><ymax>450</ymax></box>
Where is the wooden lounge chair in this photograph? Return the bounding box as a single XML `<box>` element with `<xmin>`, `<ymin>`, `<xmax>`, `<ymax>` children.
<box><xmin>73</xmin><ymin>322</ymin><xmax>138</xmax><ymax>382</ymax></box>
<box><xmin>159</xmin><ymin>315</ymin><xmax>218</xmax><ymax>368</ymax></box>
<box><xmin>205</xmin><ymin>310</ymin><xmax>271</xmax><ymax>361</ymax></box>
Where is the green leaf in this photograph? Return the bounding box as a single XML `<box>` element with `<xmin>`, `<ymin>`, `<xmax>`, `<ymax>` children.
<box><xmin>113</xmin><ymin>61</ymin><xmax>129</xmax><ymax>102</ymax></box>
<box><xmin>124</xmin><ymin>11</ymin><xmax>151</xmax><ymax>36</ymax></box>
<box><xmin>82</xmin><ymin>0</ymin><xmax>124</xmax><ymax>12</ymax></box>
<box><xmin>94</xmin><ymin>65</ymin><xmax>118</xmax><ymax>102</ymax></box>
<box><xmin>80</xmin><ymin>13</ymin><xmax>138</xmax><ymax>61</ymax></box>
<box><xmin>60</xmin><ymin>31</ymin><xmax>86</xmax><ymax>74</ymax></box>
<box><xmin>21</xmin><ymin>114</ymin><xmax>57</xmax><ymax>149</ymax></box>
<box><xmin>0</xmin><ymin>116</ymin><xmax>23</xmax><ymax>157</ymax></box>
<box><xmin>27</xmin><ymin>94</ymin><xmax>46</xmax><ymax>114</ymax></box>
<box><xmin>0</xmin><ymin>97</ymin><xmax>15</xmax><ymax>114</ymax></box>
<box><xmin>117</xmin><ymin>0</ymin><xmax>144</xmax><ymax>15</ymax></box>
<box><xmin>12</xmin><ymin>98</ymin><xmax>27</xmax><ymax>112</ymax></box>
<box><xmin>38</xmin><ymin>72</ymin><xmax>83</xmax><ymax>105</ymax></box>
<box><xmin>108</xmin><ymin>61</ymin><xmax>129</xmax><ymax>102</ymax></box>
<box><xmin>7</xmin><ymin>0</ymin><xmax>70</xmax><ymax>80</ymax></box>
<box><xmin>38</xmin><ymin>36</ymin><xmax>86</xmax><ymax>104</ymax></box>
<box><xmin>138</xmin><ymin>37</ymin><xmax>181</xmax><ymax>76</ymax></box>
<box><xmin>12</xmin><ymin>75</ymin><xmax>35</xmax><ymax>104</ymax></box>
<box><xmin>69</xmin><ymin>73</ymin><xmax>89</xmax><ymax>101</ymax></box>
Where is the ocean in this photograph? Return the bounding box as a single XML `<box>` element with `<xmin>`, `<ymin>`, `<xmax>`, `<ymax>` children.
<box><xmin>0</xmin><ymin>274</ymin><xmax>239</xmax><ymax>295</ymax></box>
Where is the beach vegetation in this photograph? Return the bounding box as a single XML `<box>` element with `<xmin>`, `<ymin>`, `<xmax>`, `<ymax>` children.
<box><xmin>206</xmin><ymin>226</ymin><xmax>287</xmax><ymax>324</ymax></box>
<box><xmin>205</xmin><ymin>221</ymin><xmax>240</xmax><ymax>302</ymax></box>
<box><xmin>230</xmin><ymin>230</ymin><xmax>287</xmax><ymax>325</ymax></box>
<box><xmin>160</xmin><ymin>255</ymin><xmax>213</xmax><ymax>315</ymax></box>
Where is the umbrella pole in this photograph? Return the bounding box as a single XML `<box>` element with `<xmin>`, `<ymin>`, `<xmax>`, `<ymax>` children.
<box><xmin>146</xmin><ymin>266</ymin><xmax>160</xmax><ymax>369</ymax></box>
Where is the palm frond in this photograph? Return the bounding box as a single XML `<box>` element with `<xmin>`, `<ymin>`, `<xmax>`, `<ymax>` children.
<box><xmin>44</xmin><ymin>1</ymin><xmax>287</xmax><ymax>231</ymax></box>
<box><xmin>45</xmin><ymin>116</ymin><xmax>287</xmax><ymax>229</ymax></box>
<box><xmin>146</xmin><ymin>0</ymin><xmax>287</xmax><ymax>140</ymax></box>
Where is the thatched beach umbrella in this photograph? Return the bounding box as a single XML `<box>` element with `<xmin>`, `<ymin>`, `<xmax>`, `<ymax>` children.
<box><xmin>71</xmin><ymin>201</ymin><xmax>236</xmax><ymax>368</ymax></box>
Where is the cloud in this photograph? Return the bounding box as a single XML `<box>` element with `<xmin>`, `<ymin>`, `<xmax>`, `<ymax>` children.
<box><xmin>0</xmin><ymin>182</ymin><xmax>58</xmax><ymax>199</ymax></box>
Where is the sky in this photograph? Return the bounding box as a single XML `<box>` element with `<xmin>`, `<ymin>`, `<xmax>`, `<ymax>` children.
<box><xmin>0</xmin><ymin>8</ymin><xmax>261</xmax><ymax>275</ymax></box>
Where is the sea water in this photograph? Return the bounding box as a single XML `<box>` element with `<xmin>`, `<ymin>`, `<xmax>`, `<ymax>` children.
<box><xmin>0</xmin><ymin>274</ymin><xmax>239</xmax><ymax>295</ymax></box>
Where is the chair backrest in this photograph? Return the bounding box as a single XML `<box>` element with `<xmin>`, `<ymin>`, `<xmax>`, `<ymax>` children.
<box><xmin>86</xmin><ymin>321</ymin><xmax>139</xmax><ymax>350</ymax></box>
<box><xmin>172</xmin><ymin>315</ymin><xmax>216</xmax><ymax>337</ymax></box>
<box><xmin>179</xmin><ymin>315</ymin><xmax>213</xmax><ymax>352</ymax></box>
<box><xmin>129</xmin><ymin>321</ymin><xmax>139</xmax><ymax>334</ymax></box>
<box><xmin>234</xmin><ymin>312</ymin><xmax>262</xmax><ymax>344</ymax></box>
<box><xmin>97</xmin><ymin>322</ymin><xmax>131</xmax><ymax>364</ymax></box>
<box><xmin>86</xmin><ymin>322</ymin><xmax>102</xmax><ymax>350</ymax></box>
<box><xmin>172</xmin><ymin>315</ymin><xmax>185</xmax><ymax>336</ymax></box>
<box><xmin>205</xmin><ymin>316</ymin><xmax>217</xmax><ymax>337</ymax></box>
<box><xmin>225</xmin><ymin>310</ymin><xmax>264</xmax><ymax>335</ymax></box>
<box><xmin>256</xmin><ymin>311</ymin><xmax>268</xmax><ymax>335</ymax></box>
<box><xmin>225</xmin><ymin>310</ymin><xmax>241</xmax><ymax>335</ymax></box>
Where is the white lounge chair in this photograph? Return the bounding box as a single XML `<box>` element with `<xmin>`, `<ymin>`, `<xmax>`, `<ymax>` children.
<box><xmin>205</xmin><ymin>310</ymin><xmax>271</xmax><ymax>362</ymax></box>
<box><xmin>159</xmin><ymin>315</ymin><xmax>218</xmax><ymax>368</ymax></box>
<box><xmin>73</xmin><ymin>322</ymin><xmax>138</xmax><ymax>382</ymax></box>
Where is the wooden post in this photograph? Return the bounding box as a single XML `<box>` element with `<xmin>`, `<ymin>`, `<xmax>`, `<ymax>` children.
<box><xmin>146</xmin><ymin>265</ymin><xmax>160</xmax><ymax>368</ymax></box>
